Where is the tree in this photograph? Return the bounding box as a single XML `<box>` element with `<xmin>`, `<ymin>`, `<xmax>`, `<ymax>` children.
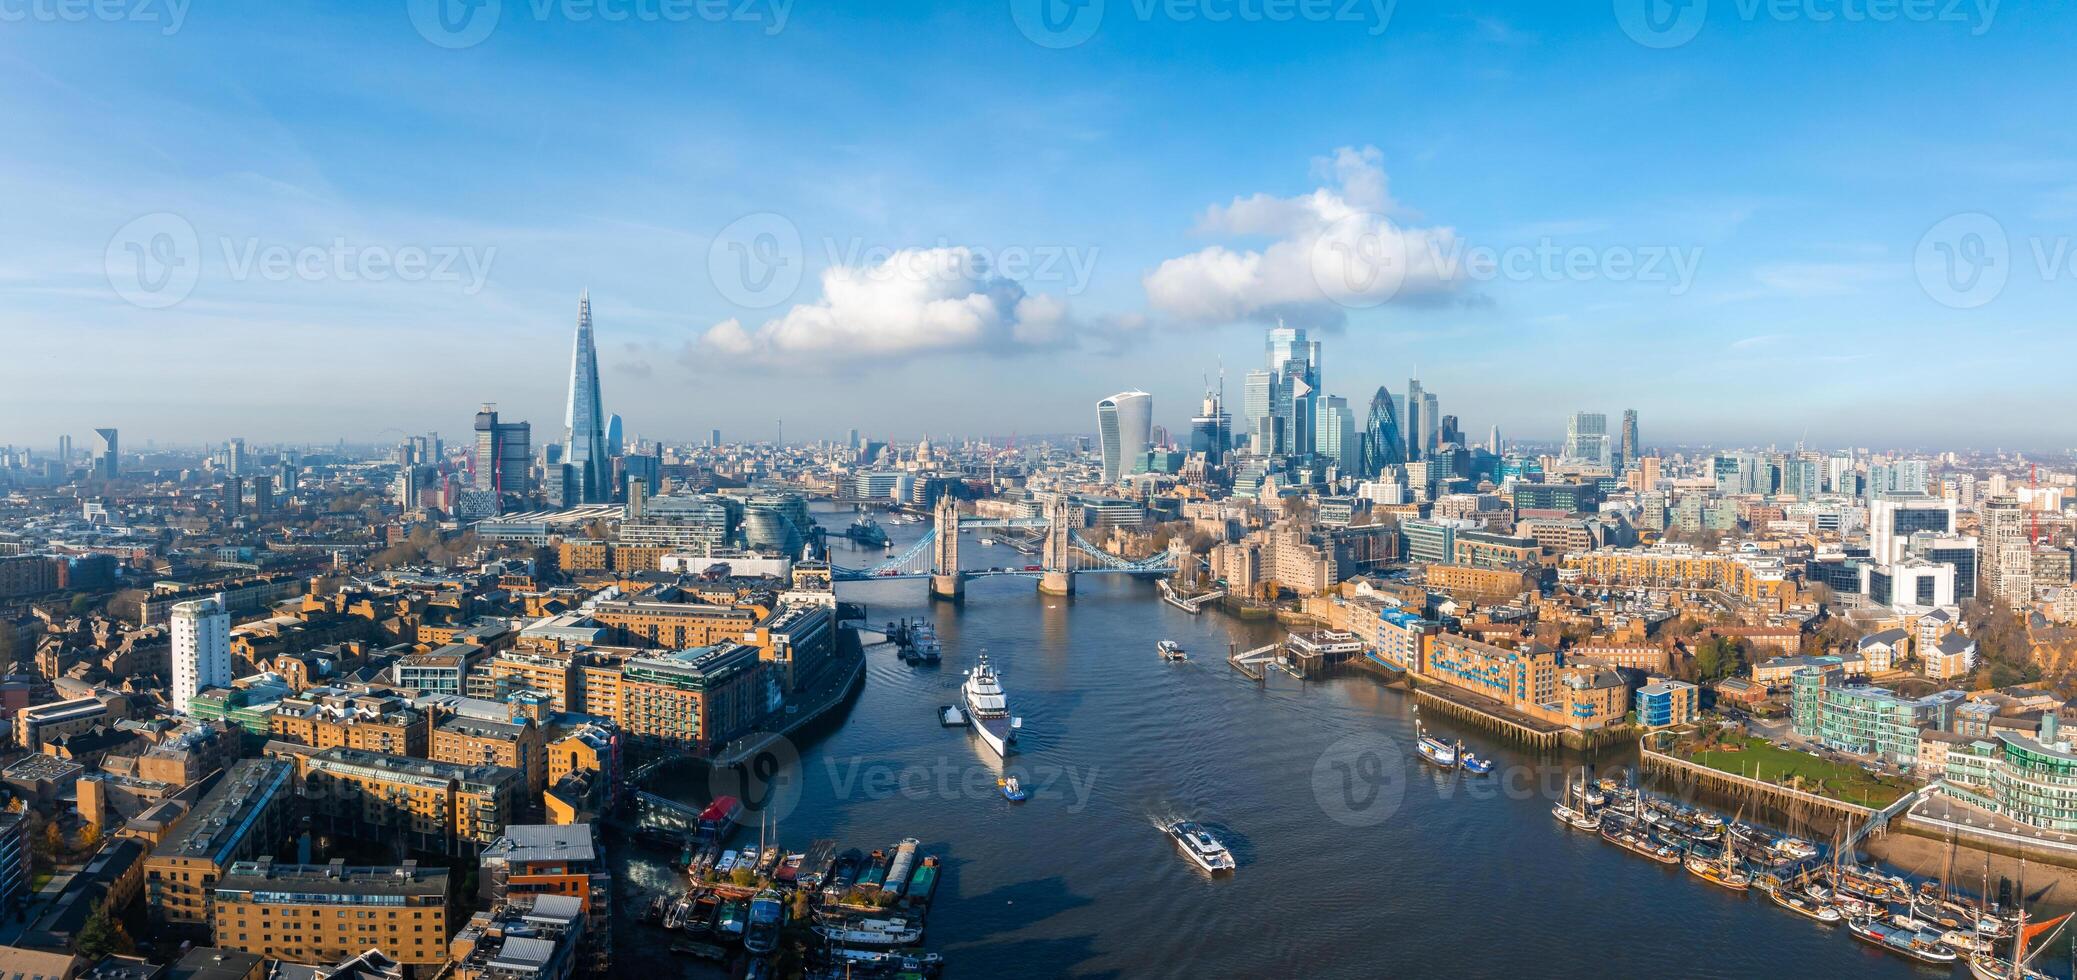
<box><xmin>77</xmin><ymin>822</ymin><xmax>101</xmax><ymax>849</ymax></box>
<box><xmin>38</xmin><ymin>821</ymin><xmax>61</xmax><ymax>859</ymax></box>
<box><xmin>74</xmin><ymin>905</ymin><xmax>131</xmax><ymax>959</ymax></box>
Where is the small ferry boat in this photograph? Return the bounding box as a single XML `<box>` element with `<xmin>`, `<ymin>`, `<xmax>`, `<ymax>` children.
<box><xmin>1001</xmin><ymin>777</ymin><xmax>1027</xmax><ymax>802</ymax></box>
<box><xmin>743</xmin><ymin>888</ymin><xmax>785</xmax><ymax>954</ymax></box>
<box><xmin>962</xmin><ymin>652</ymin><xmax>1018</xmax><ymax>758</ymax></box>
<box><xmin>979</xmin><ymin>537</ymin><xmax>995</xmax><ymax>547</ymax></box>
<box><xmin>907</xmin><ymin>622</ymin><xmax>942</xmax><ymax>664</ymax></box>
<box><xmin>1167</xmin><ymin>821</ymin><xmax>1236</xmax><ymax>874</ymax></box>
<box><xmin>1458</xmin><ymin>746</ymin><xmax>1494</xmax><ymax>775</ymax></box>
<box><xmin>814</xmin><ymin>916</ymin><xmax>924</xmax><ymax>949</ymax></box>
<box><xmin>1849</xmin><ymin>915</ymin><xmax>1958</xmax><ymax>965</ymax></box>
<box><xmin>1770</xmin><ymin>887</ymin><xmax>1843</xmax><ymax>924</ymax></box>
<box><xmin>1157</xmin><ymin>639</ymin><xmax>1188</xmax><ymax>662</ymax></box>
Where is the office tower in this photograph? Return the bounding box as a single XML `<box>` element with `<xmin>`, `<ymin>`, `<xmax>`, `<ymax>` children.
<box><xmin>474</xmin><ymin>404</ymin><xmax>532</xmax><ymax>499</ymax></box>
<box><xmin>564</xmin><ymin>291</ymin><xmax>610</xmax><ymax>504</ymax></box>
<box><xmin>1618</xmin><ymin>410</ymin><xmax>1639</xmax><ymax>470</ymax></box>
<box><xmin>1360</xmin><ymin>386</ymin><xmax>1406</xmax><ymax>475</ymax></box>
<box><xmin>846</xmin><ymin>428</ymin><xmax>861</xmax><ymax>451</ymax></box>
<box><xmin>57</xmin><ymin>435</ymin><xmax>70</xmax><ymax>466</ymax></box>
<box><xmin>1189</xmin><ymin>383</ymin><xmax>1232</xmax><ymax>465</ymax></box>
<box><xmin>1487</xmin><ymin>425</ymin><xmax>1500</xmax><ymax>455</ymax></box>
<box><xmin>709</xmin><ymin>428</ymin><xmax>721</xmax><ymax>449</ymax></box>
<box><xmin>1097</xmin><ymin>390</ymin><xmax>1153</xmax><ymax>484</ymax></box>
<box><xmin>1437</xmin><ymin>414</ymin><xmax>1461</xmax><ymax>448</ymax></box>
<box><xmin>1265</xmin><ymin>324</ymin><xmax>1321</xmax><ymax>457</ymax></box>
<box><xmin>1404</xmin><ymin>380</ymin><xmax>1424</xmax><ymax>462</ymax></box>
<box><xmin>1241</xmin><ymin>369</ymin><xmax>1274</xmax><ymax>454</ymax></box>
<box><xmin>171</xmin><ymin>594</ymin><xmax>230</xmax><ymax>714</ymax></box>
<box><xmin>251</xmin><ymin>474</ymin><xmax>273</xmax><ymax>515</ymax></box>
<box><xmin>1564</xmin><ymin>412</ymin><xmax>1610</xmax><ymax>468</ymax></box>
<box><xmin>1420</xmin><ymin>391</ymin><xmax>1439</xmax><ymax>457</ymax></box>
<box><xmin>222</xmin><ymin>476</ymin><xmax>244</xmax><ymax>518</ymax></box>
<box><xmin>1783</xmin><ymin>457</ymin><xmax>1823</xmax><ymax>500</ymax></box>
<box><xmin>227</xmin><ymin>437</ymin><xmax>246</xmax><ymax>476</ymax></box>
<box><xmin>1981</xmin><ymin>497</ymin><xmax>2034</xmax><ymax>605</ymax></box>
<box><xmin>622</xmin><ymin>453</ymin><xmax>660</xmax><ymax>497</ymax></box>
<box><xmin>606</xmin><ymin>413</ymin><xmax>624</xmax><ymax>458</ymax></box>
<box><xmin>1316</xmin><ymin>396</ymin><xmax>1356</xmax><ymax>470</ymax></box>
<box><xmin>1869</xmin><ymin>497</ymin><xmax>1956</xmax><ymax>564</ymax></box>
<box><xmin>94</xmin><ymin>428</ymin><xmax>118</xmax><ymax>478</ymax></box>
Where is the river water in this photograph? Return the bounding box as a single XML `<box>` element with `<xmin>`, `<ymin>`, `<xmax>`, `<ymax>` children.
<box><xmin>615</xmin><ymin>510</ymin><xmax>2005</xmax><ymax>978</ymax></box>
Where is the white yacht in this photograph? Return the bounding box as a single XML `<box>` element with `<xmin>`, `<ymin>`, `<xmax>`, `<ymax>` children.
<box><xmin>962</xmin><ymin>652</ymin><xmax>1018</xmax><ymax>758</ymax></box>
<box><xmin>1167</xmin><ymin>821</ymin><xmax>1236</xmax><ymax>874</ymax></box>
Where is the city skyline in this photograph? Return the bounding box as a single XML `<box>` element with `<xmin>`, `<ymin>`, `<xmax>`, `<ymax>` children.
<box><xmin>2</xmin><ymin>5</ymin><xmax>2071</xmax><ymax>448</ymax></box>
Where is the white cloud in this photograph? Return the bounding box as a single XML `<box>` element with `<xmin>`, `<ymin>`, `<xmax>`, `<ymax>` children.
<box><xmin>1143</xmin><ymin>146</ymin><xmax>1465</xmax><ymax>328</ymax></box>
<box><xmin>698</xmin><ymin>246</ymin><xmax>1074</xmax><ymax>359</ymax></box>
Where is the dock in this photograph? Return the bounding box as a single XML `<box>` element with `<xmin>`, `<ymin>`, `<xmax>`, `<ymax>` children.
<box><xmin>1638</xmin><ymin>741</ymin><xmax>1874</xmax><ymax>838</ymax></box>
<box><xmin>1227</xmin><ymin>642</ymin><xmax>1278</xmax><ymax>682</ymax></box>
<box><xmin>1158</xmin><ymin>579</ymin><xmax>1226</xmax><ymax>614</ymax></box>
<box><xmin>1409</xmin><ymin>683</ymin><xmax>1563</xmax><ymax>750</ymax></box>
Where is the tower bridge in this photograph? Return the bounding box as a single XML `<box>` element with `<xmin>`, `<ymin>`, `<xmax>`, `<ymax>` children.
<box><xmin>829</xmin><ymin>496</ymin><xmax>1184</xmax><ymax>598</ymax></box>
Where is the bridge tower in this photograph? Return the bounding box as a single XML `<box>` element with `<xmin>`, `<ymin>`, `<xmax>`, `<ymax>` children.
<box><xmin>929</xmin><ymin>492</ymin><xmax>964</xmax><ymax>600</ymax></box>
<box><xmin>1038</xmin><ymin>495</ymin><xmax>1076</xmax><ymax>596</ymax></box>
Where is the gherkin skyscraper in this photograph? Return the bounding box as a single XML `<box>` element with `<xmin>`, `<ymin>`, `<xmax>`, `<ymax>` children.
<box><xmin>564</xmin><ymin>290</ymin><xmax>610</xmax><ymax>503</ymax></box>
<box><xmin>1359</xmin><ymin>385</ymin><xmax>1406</xmax><ymax>476</ymax></box>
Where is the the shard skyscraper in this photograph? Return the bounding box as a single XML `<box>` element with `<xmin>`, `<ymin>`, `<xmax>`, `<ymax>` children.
<box><xmin>564</xmin><ymin>290</ymin><xmax>609</xmax><ymax>503</ymax></box>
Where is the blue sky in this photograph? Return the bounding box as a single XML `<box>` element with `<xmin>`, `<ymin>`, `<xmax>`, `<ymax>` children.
<box><xmin>1</xmin><ymin>0</ymin><xmax>2071</xmax><ymax>451</ymax></box>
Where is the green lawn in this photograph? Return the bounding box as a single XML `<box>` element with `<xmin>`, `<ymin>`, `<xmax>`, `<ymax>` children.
<box><xmin>1686</xmin><ymin>737</ymin><xmax>1910</xmax><ymax>809</ymax></box>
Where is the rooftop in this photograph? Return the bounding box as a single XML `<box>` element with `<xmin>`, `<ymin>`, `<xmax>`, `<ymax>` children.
<box><xmin>481</xmin><ymin>823</ymin><xmax>599</xmax><ymax>865</ymax></box>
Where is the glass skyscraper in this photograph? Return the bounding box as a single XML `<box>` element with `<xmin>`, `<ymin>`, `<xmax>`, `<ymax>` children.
<box><xmin>1360</xmin><ymin>385</ymin><xmax>1406</xmax><ymax>476</ymax></box>
<box><xmin>564</xmin><ymin>291</ymin><xmax>610</xmax><ymax>504</ymax></box>
<box><xmin>1097</xmin><ymin>390</ymin><xmax>1153</xmax><ymax>484</ymax></box>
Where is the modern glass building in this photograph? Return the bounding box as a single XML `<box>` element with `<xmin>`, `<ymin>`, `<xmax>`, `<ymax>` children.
<box><xmin>1360</xmin><ymin>386</ymin><xmax>1406</xmax><ymax>476</ymax></box>
<box><xmin>563</xmin><ymin>291</ymin><xmax>611</xmax><ymax>504</ymax></box>
<box><xmin>1792</xmin><ymin>671</ymin><xmax>1965</xmax><ymax>767</ymax></box>
<box><xmin>1096</xmin><ymin>390</ymin><xmax>1153</xmax><ymax>484</ymax></box>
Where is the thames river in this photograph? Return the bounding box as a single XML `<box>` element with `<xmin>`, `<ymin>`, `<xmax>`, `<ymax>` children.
<box><xmin>616</xmin><ymin>510</ymin><xmax>1979</xmax><ymax>978</ymax></box>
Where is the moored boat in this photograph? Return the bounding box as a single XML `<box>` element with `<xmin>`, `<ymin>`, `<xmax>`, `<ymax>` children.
<box><xmin>1601</xmin><ymin>823</ymin><xmax>1681</xmax><ymax>864</ymax></box>
<box><xmin>1769</xmin><ymin>887</ymin><xmax>1843</xmax><ymax>924</ymax></box>
<box><xmin>743</xmin><ymin>888</ymin><xmax>785</xmax><ymax>955</ymax></box>
<box><xmin>814</xmin><ymin>915</ymin><xmax>924</xmax><ymax>949</ymax></box>
<box><xmin>1848</xmin><ymin>915</ymin><xmax>1958</xmax><ymax>965</ymax></box>
<box><xmin>962</xmin><ymin>652</ymin><xmax>1018</xmax><ymax>758</ymax></box>
<box><xmin>1684</xmin><ymin>848</ymin><xmax>1752</xmax><ymax>891</ymax></box>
